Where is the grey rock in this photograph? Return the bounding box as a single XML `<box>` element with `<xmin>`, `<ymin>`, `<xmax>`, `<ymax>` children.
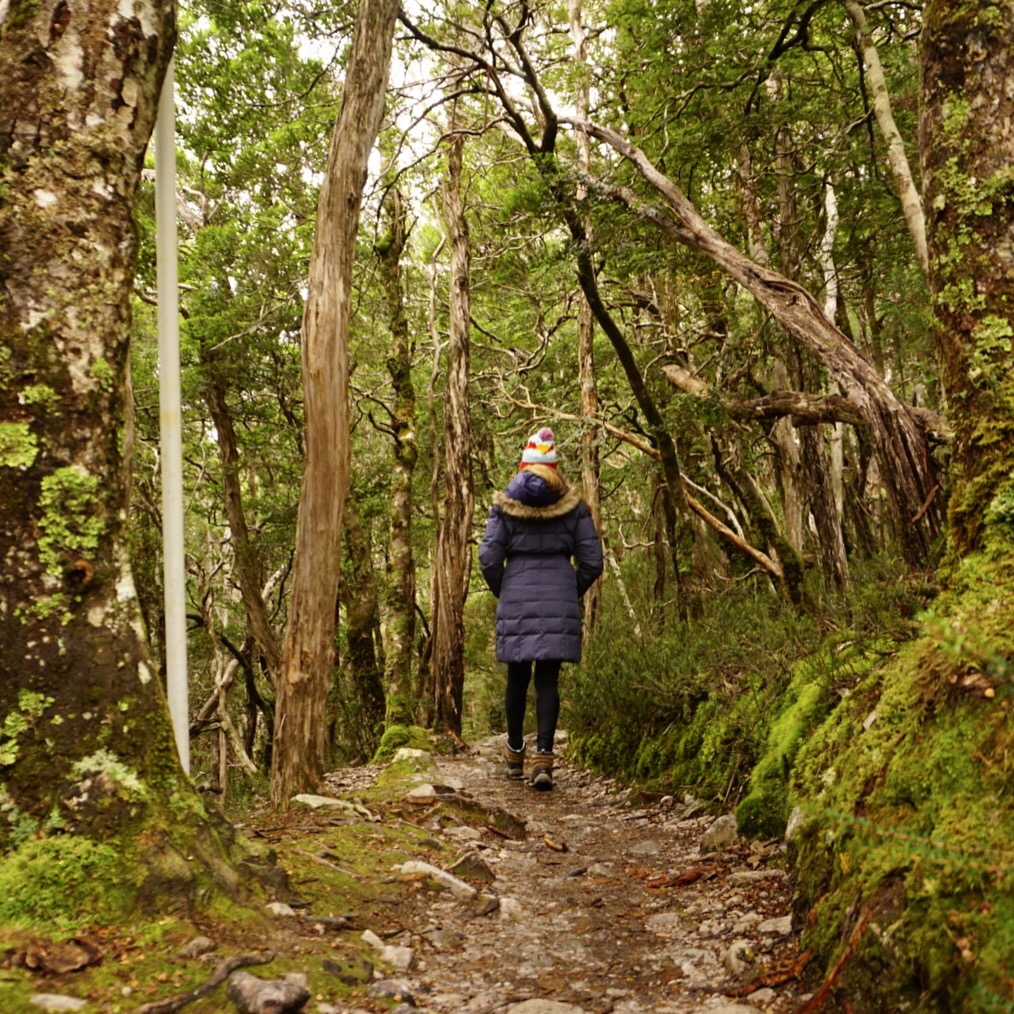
<box><xmin>700</xmin><ymin>814</ymin><xmax>740</xmax><ymax>850</ymax></box>
<box><xmin>29</xmin><ymin>996</ymin><xmax>88</xmax><ymax>1013</ymax></box>
<box><xmin>785</xmin><ymin>806</ymin><xmax>806</xmax><ymax>842</ymax></box>
<box><xmin>448</xmin><ymin>850</ymin><xmax>496</xmax><ymax>882</ymax></box>
<box><xmin>724</xmin><ymin>938</ymin><xmax>757</xmax><ymax>978</ymax></box>
<box><xmin>177</xmin><ymin>935</ymin><xmax>216</xmax><ymax>958</ymax></box>
<box><xmin>727</xmin><ymin>869</ymin><xmax>786</xmax><ymax>884</ymax></box>
<box><xmin>628</xmin><ymin>839</ymin><xmax>662</xmax><ymax>856</ymax></box>
<box><xmin>506</xmin><ymin>1002</ymin><xmax>587</xmax><ymax>1013</ymax></box>
<box><xmin>362</xmin><ymin>929</ymin><xmax>414</xmax><ymax>971</ymax></box>
<box><xmin>368</xmin><ymin>978</ymin><xmax>416</xmax><ymax>1003</ymax></box>
<box><xmin>267</xmin><ymin>901</ymin><xmax>297</xmax><ymax>917</ymax></box>
<box><xmin>405</xmin><ymin>783</ymin><xmax>438</xmax><ymax>804</ymax></box>
<box><xmin>395</xmin><ymin>860</ymin><xmax>477</xmax><ymax>898</ymax></box>
<box><xmin>422</xmin><ymin>927</ymin><xmax>466</xmax><ymax>951</ymax></box>
<box><xmin>759</xmin><ymin>913</ymin><xmax>794</xmax><ymax>935</ymax></box>
<box><xmin>227</xmin><ymin>970</ymin><xmax>311</xmax><ymax>1013</ymax></box>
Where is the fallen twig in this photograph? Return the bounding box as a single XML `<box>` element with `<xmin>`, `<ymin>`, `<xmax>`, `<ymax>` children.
<box><xmin>133</xmin><ymin>951</ymin><xmax>274</xmax><ymax>1014</ymax></box>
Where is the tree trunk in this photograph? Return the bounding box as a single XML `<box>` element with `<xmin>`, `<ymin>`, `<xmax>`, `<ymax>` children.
<box><xmin>379</xmin><ymin>187</ymin><xmax>418</xmax><ymax>728</ymax></box>
<box><xmin>920</xmin><ymin>2</ymin><xmax>1014</xmax><ymax>560</ymax></box>
<box><xmin>573</xmin><ymin>119</ymin><xmax>943</xmax><ymax>564</ymax></box>
<box><xmin>0</xmin><ymin>0</ymin><xmax>259</xmax><ymax>909</ymax></box>
<box><xmin>431</xmin><ymin>121</ymin><xmax>474</xmax><ymax>738</ymax></box>
<box><xmin>271</xmin><ymin>0</ymin><xmax>398</xmax><ymax>804</ymax></box>
<box><xmin>339</xmin><ymin>497</ymin><xmax>386</xmax><ymax>744</ymax></box>
<box><xmin>201</xmin><ymin>353</ymin><xmax>281</xmax><ymax>678</ymax></box>
<box><xmin>568</xmin><ymin>0</ymin><xmax>603</xmax><ymax>629</ymax></box>
<box><xmin>847</xmin><ymin>0</ymin><xmax>930</xmax><ymax>278</ymax></box>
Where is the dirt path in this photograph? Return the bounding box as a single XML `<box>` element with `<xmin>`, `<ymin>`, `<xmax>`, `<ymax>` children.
<box><xmin>327</xmin><ymin>734</ymin><xmax>813</xmax><ymax>1014</ymax></box>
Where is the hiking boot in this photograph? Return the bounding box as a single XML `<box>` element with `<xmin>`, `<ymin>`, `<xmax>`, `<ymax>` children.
<box><xmin>504</xmin><ymin>739</ymin><xmax>526</xmax><ymax>780</ymax></box>
<box><xmin>529</xmin><ymin>751</ymin><xmax>554</xmax><ymax>791</ymax></box>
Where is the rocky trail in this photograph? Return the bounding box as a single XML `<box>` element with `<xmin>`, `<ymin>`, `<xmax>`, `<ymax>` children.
<box><xmin>285</xmin><ymin>734</ymin><xmax>814</xmax><ymax>1014</ymax></box>
<box><xmin>13</xmin><ymin>735</ymin><xmax>817</xmax><ymax>1014</ymax></box>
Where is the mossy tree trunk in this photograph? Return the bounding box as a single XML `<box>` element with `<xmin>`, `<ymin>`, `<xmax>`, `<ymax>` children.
<box><xmin>0</xmin><ymin>1</ymin><xmax>258</xmax><ymax>911</ymax></box>
<box><xmin>431</xmin><ymin>111</ymin><xmax>474</xmax><ymax>737</ymax></box>
<box><xmin>921</xmin><ymin>1</ymin><xmax>1014</xmax><ymax>560</ymax></box>
<box><xmin>379</xmin><ymin>187</ymin><xmax>418</xmax><ymax>729</ymax></box>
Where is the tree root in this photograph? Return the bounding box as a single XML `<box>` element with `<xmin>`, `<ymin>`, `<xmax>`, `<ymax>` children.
<box><xmin>133</xmin><ymin>951</ymin><xmax>275</xmax><ymax>1014</ymax></box>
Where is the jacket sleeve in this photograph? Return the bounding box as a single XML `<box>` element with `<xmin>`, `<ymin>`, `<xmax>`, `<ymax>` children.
<box><xmin>573</xmin><ymin>504</ymin><xmax>604</xmax><ymax>598</ymax></box>
<box><xmin>478</xmin><ymin>505</ymin><xmax>508</xmax><ymax>597</ymax></box>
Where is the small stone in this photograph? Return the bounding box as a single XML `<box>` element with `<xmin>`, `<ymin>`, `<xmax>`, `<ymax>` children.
<box><xmin>362</xmin><ymin>929</ymin><xmax>414</xmax><ymax>971</ymax></box>
<box><xmin>405</xmin><ymin>783</ymin><xmax>437</xmax><ymax>804</ymax></box>
<box><xmin>506</xmin><ymin>1001</ymin><xmax>587</xmax><ymax>1013</ymax></box>
<box><xmin>628</xmin><ymin>839</ymin><xmax>662</xmax><ymax>856</ymax></box>
<box><xmin>727</xmin><ymin>869</ymin><xmax>786</xmax><ymax>884</ymax></box>
<box><xmin>725</xmin><ymin>938</ymin><xmax>757</xmax><ymax>978</ymax></box>
<box><xmin>748</xmin><ymin>988</ymin><xmax>777</xmax><ymax>1004</ymax></box>
<box><xmin>758</xmin><ymin>914</ymin><xmax>793</xmax><ymax>935</ymax></box>
<box><xmin>645</xmin><ymin>912</ymin><xmax>685</xmax><ymax>934</ymax></box>
<box><xmin>267</xmin><ymin>901</ymin><xmax>297</xmax><ymax>917</ymax></box>
<box><xmin>448</xmin><ymin>850</ymin><xmax>495</xmax><ymax>882</ymax></box>
<box><xmin>29</xmin><ymin>996</ymin><xmax>88</xmax><ymax>1012</ymax></box>
<box><xmin>700</xmin><ymin>814</ymin><xmax>740</xmax><ymax>851</ymax></box>
<box><xmin>499</xmin><ymin>896</ymin><xmax>525</xmax><ymax>920</ymax></box>
<box><xmin>422</xmin><ymin>927</ymin><xmax>466</xmax><ymax>951</ymax></box>
<box><xmin>226</xmin><ymin>970</ymin><xmax>311</xmax><ymax>1013</ymax></box>
<box><xmin>443</xmin><ymin>825</ymin><xmax>482</xmax><ymax>842</ymax></box>
<box><xmin>368</xmin><ymin>978</ymin><xmax>416</xmax><ymax>1003</ymax></box>
<box><xmin>586</xmin><ymin>862</ymin><xmax>614</xmax><ymax>877</ymax></box>
<box><xmin>322</xmin><ymin>957</ymin><xmax>373</xmax><ymax>985</ymax></box>
<box><xmin>785</xmin><ymin>806</ymin><xmax>806</xmax><ymax>842</ymax></box>
<box><xmin>177</xmin><ymin>935</ymin><xmax>216</xmax><ymax>959</ymax></box>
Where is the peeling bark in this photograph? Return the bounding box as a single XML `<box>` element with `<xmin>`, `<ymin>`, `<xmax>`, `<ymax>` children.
<box><xmin>271</xmin><ymin>0</ymin><xmax>399</xmax><ymax>803</ymax></box>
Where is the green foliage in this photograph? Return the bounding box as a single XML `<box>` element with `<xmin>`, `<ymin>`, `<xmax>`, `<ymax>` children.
<box><xmin>0</xmin><ymin>836</ymin><xmax>141</xmax><ymax>929</ymax></box>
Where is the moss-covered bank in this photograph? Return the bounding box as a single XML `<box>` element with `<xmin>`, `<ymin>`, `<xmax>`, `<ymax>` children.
<box><xmin>567</xmin><ymin>559</ymin><xmax>1012</xmax><ymax>1011</ymax></box>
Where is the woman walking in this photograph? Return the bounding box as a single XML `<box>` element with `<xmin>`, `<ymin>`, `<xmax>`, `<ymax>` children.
<box><xmin>478</xmin><ymin>427</ymin><xmax>603</xmax><ymax>790</ymax></box>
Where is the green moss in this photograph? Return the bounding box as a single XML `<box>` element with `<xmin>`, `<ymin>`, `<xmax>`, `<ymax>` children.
<box><xmin>0</xmin><ymin>690</ymin><xmax>54</xmax><ymax>767</ymax></box>
<box><xmin>37</xmin><ymin>465</ymin><xmax>104</xmax><ymax>572</ymax></box>
<box><xmin>0</xmin><ymin>422</ymin><xmax>38</xmax><ymax>469</ymax></box>
<box><xmin>0</xmin><ymin>836</ymin><xmax>142</xmax><ymax>929</ymax></box>
<box><xmin>90</xmin><ymin>356</ymin><xmax>114</xmax><ymax>387</ymax></box>
<box><xmin>371</xmin><ymin>724</ymin><xmax>433</xmax><ymax>763</ymax></box>
<box><xmin>19</xmin><ymin>383</ymin><xmax>57</xmax><ymax>405</ymax></box>
<box><xmin>788</xmin><ymin>554</ymin><xmax>1014</xmax><ymax>1010</ymax></box>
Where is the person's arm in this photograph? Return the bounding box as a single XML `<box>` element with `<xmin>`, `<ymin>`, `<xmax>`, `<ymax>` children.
<box><xmin>478</xmin><ymin>506</ymin><xmax>508</xmax><ymax>597</ymax></box>
<box><xmin>573</xmin><ymin>505</ymin><xmax>604</xmax><ymax>597</ymax></box>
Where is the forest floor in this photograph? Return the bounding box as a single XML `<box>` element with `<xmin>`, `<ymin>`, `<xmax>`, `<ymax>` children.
<box><xmin>5</xmin><ymin>734</ymin><xmax>818</xmax><ymax>1013</ymax></box>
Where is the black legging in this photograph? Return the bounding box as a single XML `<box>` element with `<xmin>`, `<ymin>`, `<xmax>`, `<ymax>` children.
<box><xmin>505</xmin><ymin>660</ymin><xmax>561</xmax><ymax>754</ymax></box>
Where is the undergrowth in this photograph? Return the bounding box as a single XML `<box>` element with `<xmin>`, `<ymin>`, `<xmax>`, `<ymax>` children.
<box><xmin>566</xmin><ymin>555</ymin><xmax>925</xmax><ymax>812</ymax></box>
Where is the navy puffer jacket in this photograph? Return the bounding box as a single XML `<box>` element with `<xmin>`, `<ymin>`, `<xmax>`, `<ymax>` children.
<box><xmin>478</xmin><ymin>471</ymin><xmax>604</xmax><ymax>663</ymax></box>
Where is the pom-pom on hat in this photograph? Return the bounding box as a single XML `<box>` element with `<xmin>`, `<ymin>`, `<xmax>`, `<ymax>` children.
<box><xmin>520</xmin><ymin>426</ymin><xmax>558</xmax><ymax>469</ymax></box>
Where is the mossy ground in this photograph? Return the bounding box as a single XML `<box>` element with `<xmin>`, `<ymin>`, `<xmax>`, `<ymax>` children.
<box><xmin>0</xmin><ymin>752</ymin><xmax>494</xmax><ymax>1012</ymax></box>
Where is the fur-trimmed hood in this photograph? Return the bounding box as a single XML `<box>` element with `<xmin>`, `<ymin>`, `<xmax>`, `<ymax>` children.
<box><xmin>493</xmin><ymin>483</ymin><xmax>584</xmax><ymax>520</ymax></box>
